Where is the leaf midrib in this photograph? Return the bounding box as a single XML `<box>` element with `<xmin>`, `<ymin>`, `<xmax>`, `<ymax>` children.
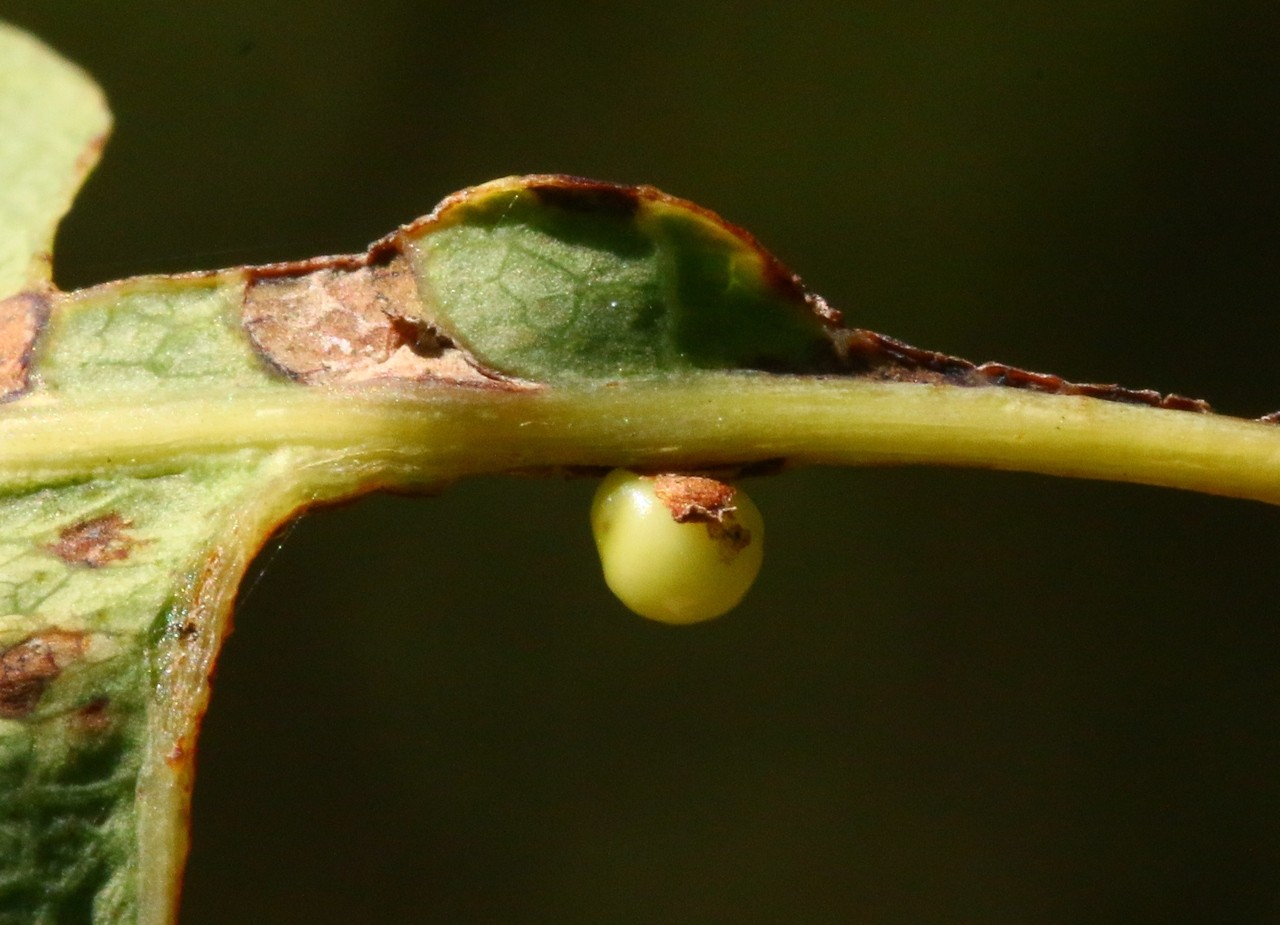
<box><xmin>5</xmin><ymin>375</ymin><xmax>1280</xmax><ymax>505</ymax></box>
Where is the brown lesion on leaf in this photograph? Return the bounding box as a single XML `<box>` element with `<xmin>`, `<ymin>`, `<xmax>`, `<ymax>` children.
<box><xmin>48</xmin><ymin>513</ymin><xmax>138</xmax><ymax>567</ymax></box>
<box><xmin>528</xmin><ymin>175</ymin><xmax>643</xmax><ymax>217</ymax></box>
<box><xmin>0</xmin><ymin>291</ymin><xmax>50</xmax><ymax>401</ymax></box>
<box><xmin>240</xmin><ymin>174</ymin><xmax>1242</xmax><ymax>416</ymax></box>
<box><xmin>832</xmin><ymin>328</ymin><xmax>1214</xmax><ymax>414</ymax></box>
<box><xmin>0</xmin><ymin>630</ymin><xmax>88</xmax><ymax>719</ymax></box>
<box><xmin>69</xmin><ymin>697</ymin><xmax>113</xmax><ymax>736</ymax></box>
<box><xmin>417</xmin><ymin>176</ymin><xmax>1232</xmax><ymax>414</ymax></box>
<box><xmin>243</xmin><ymin>251</ymin><xmax>529</xmax><ymax>388</ymax></box>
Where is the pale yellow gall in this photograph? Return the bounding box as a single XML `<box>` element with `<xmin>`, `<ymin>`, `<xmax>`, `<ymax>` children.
<box><xmin>590</xmin><ymin>469</ymin><xmax>764</xmax><ymax>624</ymax></box>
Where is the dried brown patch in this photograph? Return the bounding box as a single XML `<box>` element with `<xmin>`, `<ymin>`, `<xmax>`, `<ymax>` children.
<box><xmin>48</xmin><ymin>513</ymin><xmax>137</xmax><ymax>567</ymax></box>
<box><xmin>652</xmin><ymin>474</ymin><xmax>737</xmax><ymax>523</ymax></box>
<box><xmin>241</xmin><ymin>175</ymin><xmax>1223</xmax><ymax>415</ymax></box>
<box><xmin>833</xmin><ymin>328</ymin><xmax>1213</xmax><ymax>414</ymax></box>
<box><xmin>243</xmin><ymin>252</ymin><xmax>525</xmax><ymax>388</ymax></box>
<box><xmin>70</xmin><ymin>697</ymin><xmax>113</xmax><ymax>736</ymax></box>
<box><xmin>651</xmin><ymin>474</ymin><xmax>751</xmax><ymax>557</ymax></box>
<box><xmin>0</xmin><ymin>630</ymin><xmax>88</xmax><ymax>719</ymax></box>
<box><xmin>0</xmin><ymin>291</ymin><xmax>50</xmax><ymax>401</ymax></box>
<box><xmin>529</xmin><ymin>176</ymin><xmax>642</xmax><ymax>216</ymax></box>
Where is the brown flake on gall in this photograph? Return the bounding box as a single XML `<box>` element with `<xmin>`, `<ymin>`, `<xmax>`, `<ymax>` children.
<box><xmin>652</xmin><ymin>474</ymin><xmax>738</xmax><ymax>524</ymax></box>
<box><xmin>654</xmin><ymin>474</ymin><xmax>754</xmax><ymax>559</ymax></box>
<box><xmin>0</xmin><ymin>291</ymin><xmax>50</xmax><ymax>401</ymax></box>
<box><xmin>48</xmin><ymin>513</ymin><xmax>137</xmax><ymax>567</ymax></box>
<box><xmin>0</xmin><ymin>630</ymin><xmax>88</xmax><ymax>719</ymax></box>
<box><xmin>648</xmin><ymin>474</ymin><xmax>752</xmax><ymax>555</ymax></box>
<box><xmin>651</xmin><ymin>473</ymin><xmax>753</xmax><ymax>556</ymax></box>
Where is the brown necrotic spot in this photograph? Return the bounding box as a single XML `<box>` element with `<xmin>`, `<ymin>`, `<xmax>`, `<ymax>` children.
<box><xmin>48</xmin><ymin>513</ymin><xmax>137</xmax><ymax>567</ymax></box>
<box><xmin>528</xmin><ymin>176</ymin><xmax>642</xmax><ymax>217</ymax></box>
<box><xmin>0</xmin><ymin>291</ymin><xmax>50</xmax><ymax>401</ymax></box>
<box><xmin>0</xmin><ymin>630</ymin><xmax>88</xmax><ymax>719</ymax></box>
<box><xmin>831</xmin><ymin>328</ymin><xmax>1214</xmax><ymax>415</ymax></box>
<box><xmin>243</xmin><ymin>253</ymin><xmax>524</xmax><ymax>388</ymax></box>
<box><xmin>1159</xmin><ymin>393</ymin><xmax>1213</xmax><ymax>413</ymax></box>
<box><xmin>652</xmin><ymin>474</ymin><xmax>737</xmax><ymax>524</ymax></box>
<box><xmin>70</xmin><ymin>697</ymin><xmax>112</xmax><ymax>736</ymax></box>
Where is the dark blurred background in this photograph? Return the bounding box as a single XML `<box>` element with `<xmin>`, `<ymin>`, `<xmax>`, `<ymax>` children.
<box><xmin>7</xmin><ymin>3</ymin><xmax>1280</xmax><ymax>922</ymax></box>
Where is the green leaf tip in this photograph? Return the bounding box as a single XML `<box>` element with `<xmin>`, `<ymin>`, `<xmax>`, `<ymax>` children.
<box><xmin>402</xmin><ymin>174</ymin><xmax>844</xmax><ymax>383</ymax></box>
<box><xmin>0</xmin><ymin>22</ymin><xmax>111</xmax><ymax>298</ymax></box>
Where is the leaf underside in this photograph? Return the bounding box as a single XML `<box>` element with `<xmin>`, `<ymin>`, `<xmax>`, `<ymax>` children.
<box><xmin>0</xmin><ymin>23</ymin><xmax>856</xmax><ymax>924</ymax></box>
<box><xmin>2</xmin><ymin>18</ymin><xmax>1278</xmax><ymax>925</ymax></box>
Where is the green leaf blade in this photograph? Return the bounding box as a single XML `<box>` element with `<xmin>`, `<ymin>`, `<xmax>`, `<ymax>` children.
<box><xmin>0</xmin><ymin>456</ymin><xmax>288</xmax><ymax>925</ymax></box>
<box><xmin>408</xmin><ymin>175</ymin><xmax>842</xmax><ymax>383</ymax></box>
<box><xmin>39</xmin><ymin>275</ymin><xmax>279</xmax><ymax>398</ymax></box>
<box><xmin>0</xmin><ymin>24</ymin><xmax>110</xmax><ymax>298</ymax></box>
